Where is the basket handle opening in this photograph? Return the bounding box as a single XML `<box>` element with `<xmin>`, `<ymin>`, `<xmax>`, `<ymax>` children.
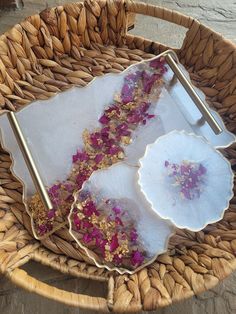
<box><xmin>125</xmin><ymin>1</ymin><xmax>199</xmax><ymax>50</ymax></box>
<box><xmin>126</xmin><ymin>2</ymin><xmax>195</xmax><ymax>29</ymax></box>
<box><xmin>7</xmin><ymin>267</ymin><xmax>112</xmax><ymax>311</ymax></box>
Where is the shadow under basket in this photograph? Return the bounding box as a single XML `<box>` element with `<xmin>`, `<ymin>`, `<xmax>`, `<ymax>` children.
<box><xmin>0</xmin><ymin>0</ymin><xmax>236</xmax><ymax>312</ymax></box>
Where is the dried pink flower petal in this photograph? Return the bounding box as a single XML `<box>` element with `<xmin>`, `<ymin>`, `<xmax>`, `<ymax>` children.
<box><xmin>72</xmin><ymin>150</ymin><xmax>89</xmax><ymax>163</ymax></box>
<box><xmin>113</xmin><ymin>254</ymin><xmax>123</xmax><ymax>265</ymax></box>
<box><xmin>115</xmin><ymin>216</ymin><xmax>123</xmax><ymax>226</ymax></box>
<box><xmin>82</xmin><ymin>220</ymin><xmax>93</xmax><ymax>229</ymax></box>
<box><xmin>149</xmin><ymin>58</ymin><xmax>166</xmax><ymax>70</ymax></box>
<box><xmin>110</xmin><ymin>234</ymin><xmax>119</xmax><ymax>252</ymax></box>
<box><xmin>83</xmin><ymin>200</ymin><xmax>99</xmax><ymax>217</ymax></box>
<box><xmin>108</xmin><ymin>146</ymin><xmax>121</xmax><ymax>155</ymax></box>
<box><xmin>143</xmin><ymin>72</ymin><xmax>160</xmax><ymax>94</ymax></box>
<box><xmin>94</xmin><ymin>153</ymin><xmax>104</xmax><ymax>164</ymax></box>
<box><xmin>38</xmin><ymin>224</ymin><xmax>47</xmax><ymax>235</ymax></box>
<box><xmin>76</xmin><ymin>171</ymin><xmax>90</xmax><ymax>189</ymax></box>
<box><xmin>73</xmin><ymin>214</ymin><xmax>81</xmax><ymax>230</ymax></box>
<box><xmin>47</xmin><ymin>209</ymin><xmax>56</xmax><ymax>219</ymax></box>
<box><xmin>90</xmin><ymin>132</ymin><xmax>103</xmax><ymax>149</ymax></box>
<box><xmin>116</xmin><ymin>123</ymin><xmax>131</xmax><ymax>136</ymax></box>
<box><xmin>83</xmin><ymin>233</ymin><xmax>93</xmax><ymax>243</ymax></box>
<box><xmin>112</xmin><ymin>206</ymin><xmax>121</xmax><ymax>215</ymax></box>
<box><xmin>165</xmin><ymin>160</ymin><xmax>207</xmax><ymax>200</ymax></box>
<box><xmin>121</xmin><ymin>84</ymin><xmax>134</xmax><ymax>103</ymax></box>
<box><xmin>99</xmin><ymin>114</ymin><xmax>110</xmax><ymax>125</ymax></box>
<box><xmin>130</xmin><ymin>228</ymin><xmax>138</xmax><ymax>242</ymax></box>
<box><xmin>131</xmin><ymin>250</ymin><xmax>145</xmax><ymax>266</ymax></box>
<box><xmin>48</xmin><ymin>184</ymin><xmax>61</xmax><ymax>198</ymax></box>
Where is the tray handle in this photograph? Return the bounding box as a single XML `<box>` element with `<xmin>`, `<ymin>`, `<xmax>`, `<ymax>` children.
<box><xmin>164</xmin><ymin>52</ymin><xmax>222</xmax><ymax>134</ymax></box>
<box><xmin>7</xmin><ymin>111</ymin><xmax>53</xmax><ymax>212</ymax></box>
<box><xmin>126</xmin><ymin>2</ymin><xmax>222</xmax><ymax>135</ymax></box>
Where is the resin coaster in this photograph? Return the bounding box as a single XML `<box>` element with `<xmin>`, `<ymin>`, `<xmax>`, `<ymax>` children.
<box><xmin>138</xmin><ymin>131</ymin><xmax>234</xmax><ymax>231</ymax></box>
<box><xmin>0</xmin><ymin>51</ymin><xmax>235</xmax><ymax>273</ymax></box>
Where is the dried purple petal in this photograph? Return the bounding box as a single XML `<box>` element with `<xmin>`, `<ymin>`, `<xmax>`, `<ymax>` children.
<box><xmin>99</xmin><ymin>114</ymin><xmax>110</xmax><ymax>125</ymax></box>
<box><xmin>113</xmin><ymin>254</ymin><xmax>123</xmax><ymax>265</ymax></box>
<box><xmin>94</xmin><ymin>153</ymin><xmax>104</xmax><ymax>164</ymax></box>
<box><xmin>72</xmin><ymin>150</ymin><xmax>89</xmax><ymax>163</ymax></box>
<box><xmin>121</xmin><ymin>84</ymin><xmax>134</xmax><ymax>103</ymax></box>
<box><xmin>165</xmin><ymin>161</ymin><xmax>207</xmax><ymax>200</ymax></box>
<box><xmin>131</xmin><ymin>250</ymin><xmax>144</xmax><ymax>266</ymax></box>
<box><xmin>83</xmin><ymin>233</ymin><xmax>93</xmax><ymax>243</ymax></box>
<box><xmin>143</xmin><ymin>72</ymin><xmax>160</xmax><ymax>94</ymax></box>
<box><xmin>47</xmin><ymin>209</ymin><xmax>56</xmax><ymax>219</ymax></box>
<box><xmin>130</xmin><ymin>228</ymin><xmax>138</xmax><ymax>242</ymax></box>
<box><xmin>112</xmin><ymin>206</ymin><xmax>121</xmax><ymax>215</ymax></box>
<box><xmin>110</xmin><ymin>234</ymin><xmax>119</xmax><ymax>252</ymax></box>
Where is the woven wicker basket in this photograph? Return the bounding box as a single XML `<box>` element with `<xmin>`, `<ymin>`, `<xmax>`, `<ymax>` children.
<box><xmin>0</xmin><ymin>0</ymin><xmax>236</xmax><ymax>312</ymax></box>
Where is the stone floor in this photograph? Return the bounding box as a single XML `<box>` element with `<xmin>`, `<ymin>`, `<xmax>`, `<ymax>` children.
<box><xmin>0</xmin><ymin>0</ymin><xmax>236</xmax><ymax>313</ymax></box>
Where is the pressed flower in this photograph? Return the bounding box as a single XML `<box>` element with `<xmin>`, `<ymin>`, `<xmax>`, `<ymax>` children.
<box><xmin>76</xmin><ymin>172</ymin><xmax>90</xmax><ymax>189</ymax></box>
<box><xmin>98</xmin><ymin>239</ymin><xmax>108</xmax><ymax>253</ymax></box>
<box><xmin>83</xmin><ymin>200</ymin><xmax>98</xmax><ymax>217</ymax></box>
<box><xmin>165</xmin><ymin>160</ymin><xmax>207</xmax><ymax>200</ymax></box>
<box><xmin>110</xmin><ymin>234</ymin><xmax>119</xmax><ymax>252</ymax></box>
<box><xmin>126</xmin><ymin>71</ymin><xmax>142</xmax><ymax>82</ymax></box>
<box><xmin>90</xmin><ymin>134</ymin><xmax>102</xmax><ymax>149</ymax></box>
<box><xmin>142</xmin><ymin>72</ymin><xmax>160</xmax><ymax>94</ymax></box>
<box><xmin>139</xmin><ymin>102</ymin><xmax>150</xmax><ymax>113</ymax></box>
<box><xmin>72</xmin><ymin>150</ymin><xmax>88</xmax><ymax>163</ymax></box>
<box><xmin>82</xmin><ymin>220</ymin><xmax>93</xmax><ymax>229</ymax></box>
<box><xmin>83</xmin><ymin>233</ymin><xmax>93</xmax><ymax>243</ymax></box>
<box><xmin>101</xmin><ymin>126</ymin><xmax>110</xmax><ymax>137</ymax></box>
<box><xmin>130</xmin><ymin>228</ymin><xmax>138</xmax><ymax>242</ymax></box>
<box><xmin>94</xmin><ymin>153</ymin><xmax>104</xmax><ymax>164</ymax></box>
<box><xmin>116</xmin><ymin>123</ymin><xmax>131</xmax><ymax>137</ymax></box>
<box><xmin>121</xmin><ymin>84</ymin><xmax>134</xmax><ymax>103</ymax></box>
<box><xmin>99</xmin><ymin>114</ymin><xmax>110</xmax><ymax>125</ymax></box>
<box><xmin>115</xmin><ymin>216</ymin><xmax>123</xmax><ymax>226</ymax></box>
<box><xmin>105</xmin><ymin>105</ymin><xmax>120</xmax><ymax>116</ymax></box>
<box><xmin>91</xmin><ymin>227</ymin><xmax>102</xmax><ymax>238</ymax></box>
<box><xmin>101</xmin><ymin>106</ymin><xmax>120</xmax><ymax>124</ymax></box>
<box><xmin>47</xmin><ymin>209</ymin><xmax>56</xmax><ymax>219</ymax></box>
<box><xmin>73</xmin><ymin>214</ymin><xmax>81</xmax><ymax>229</ymax></box>
<box><xmin>38</xmin><ymin>224</ymin><xmax>47</xmax><ymax>235</ymax></box>
<box><xmin>48</xmin><ymin>184</ymin><xmax>61</xmax><ymax>198</ymax></box>
<box><xmin>107</xmin><ymin>146</ymin><xmax>122</xmax><ymax>156</ymax></box>
<box><xmin>112</xmin><ymin>206</ymin><xmax>121</xmax><ymax>215</ymax></box>
<box><xmin>120</xmin><ymin>232</ymin><xmax>127</xmax><ymax>241</ymax></box>
<box><xmin>149</xmin><ymin>57</ymin><xmax>166</xmax><ymax>71</ymax></box>
<box><xmin>147</xmin><ymin>114</ymin><xmax>155</xmax><ymax>120</ymax></box>
<box><xmin>104</xmin><ymin>138</ymin><xmax>116</xmax><ymax>149</ymax></box>
<box><xmin>64</xmin><ymin>183</ymin><xmax>75</xmax><ymax>193</ymax></box>
<box><xmin>131</xmin><ymin>250</ymin><xmax>145</xmax><ymax>266</ymax></box>
<box><xmin>113</xmin><ymin>254</ymin><xmax>123</xmax><ymax>265</ymax></box>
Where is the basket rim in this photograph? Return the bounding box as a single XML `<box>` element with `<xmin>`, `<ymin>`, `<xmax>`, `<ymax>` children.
<box><xmin>0</xmin><ymin>0</ymin><xmax>236</xmax><ymax>312</ymax></box>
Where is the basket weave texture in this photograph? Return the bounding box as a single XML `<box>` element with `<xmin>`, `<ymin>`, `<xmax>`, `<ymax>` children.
<box><xmin>0</xmin><ymin>0</ymin><xmax>236</xmax><ymax>312</ymax></box>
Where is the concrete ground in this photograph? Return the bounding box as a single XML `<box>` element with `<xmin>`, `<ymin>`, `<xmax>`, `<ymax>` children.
<box><xmin>0</xmin><ymin>1</ymin><xmax>236</xmax><ymax>313</ymax></box>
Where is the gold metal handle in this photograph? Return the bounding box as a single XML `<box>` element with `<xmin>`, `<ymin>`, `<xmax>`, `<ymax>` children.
<box><xmin>164</xmin><ymin>52</ymin><xmax>222</xmax><ymax>135</ymax></box>
<box><xmin>7</xmin><ymin>111</ymin><xmax>53</xmax><ymax>211</ymax></box>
